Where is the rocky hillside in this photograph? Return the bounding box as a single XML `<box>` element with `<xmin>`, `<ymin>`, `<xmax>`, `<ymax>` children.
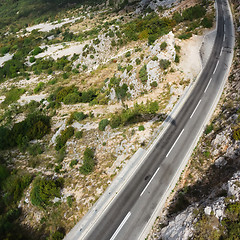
<box><xmin>148</xmin><ymin>1</ymin><xmax>240</xmax><ymax>239</ymax></box>
<box><xmin>0</xmin><ymin>0</ymin><xmax>217</xmax><ymax>239</ymax></box>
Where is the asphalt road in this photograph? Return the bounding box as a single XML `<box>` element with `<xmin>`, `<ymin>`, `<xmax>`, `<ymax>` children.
<box><xmin>73</xmin><ymin>0</ymin><xmax>234</xmax><ymax>239</ymax></box>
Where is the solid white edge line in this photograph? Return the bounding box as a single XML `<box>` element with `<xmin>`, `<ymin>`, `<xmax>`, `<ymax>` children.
<box><xmin>166</xmin><ymin>129</ymin><xmax>184</xmax><ymax>158</ymax></box>
<box><xmin>140</xmin><ymin>167</ymin><xmax>160</xmax><ymax>196</ymax></box>
<box><xmin>110</xmin><ymin>212</ymin><xmax>131</xmax><ymax>240</ymax></box>
<box><xmin>204</xmin><ymin>78</ymin><xmax>212</xmax><ymax>93</ymax></box>
<box><xmin>190</xmin><ymin>99</ymin><xmax>202</xmax><ymax>119</ymax></box>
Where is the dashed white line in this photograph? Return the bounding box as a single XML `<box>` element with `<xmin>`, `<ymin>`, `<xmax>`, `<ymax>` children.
<box><xmin>223</xmin><ymin>34</ymin><xmax>226</xmax><ymax>42</ymax></box>
<box><xmin>166</xmin><ymin>129</ymin><xmax>184</xmax><ymax>158</ymax></box>
<box><xmin>204</xmin><ymin>78</ymin><xmax>212</xmax><ymax>93</ymax></box>
<box><xmin>190</xmin><ymin>99</ymin><xmax>202</xmax><ymax>119</ymax></box>
<box><xmin>220</xmin><ymin>47</ymin><xmax>223</xmax><ymax>56</ymax></box>
<box><xmin>110</xmin><ymin>212</ymin><xmax>131</xmax><ymax>240</ymax></box>
<box><xmin>140</xmin><ymin>167</ymin><xmax>160</xmax><ymax>196</ymax></box>
<box><xmin>213</xmin><ymin>60</ymin><xmax>219</xmax><ymax>75</ymax></box>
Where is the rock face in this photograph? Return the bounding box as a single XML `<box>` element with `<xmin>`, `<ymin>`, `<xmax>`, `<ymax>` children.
<box><xmin>161</xmin><ymin>206</ymin><xmax>195</xmax><ymax>240</ymax></box>
<box><xmin>160</xmin><ymin>171</ymin><xmax>240</xmax><ymax>240</ymax></box>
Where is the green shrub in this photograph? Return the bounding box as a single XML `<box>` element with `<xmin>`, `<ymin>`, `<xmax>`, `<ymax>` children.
<box><xmin>29</xmin><ymin>56</ymin><xmax>36</xmax><ymax>63</ymax></box>
<box><xmin>136</xmin><ymin>58</ymin><xmax>141</xmax><ymax>65</ymax></box>
<box><xmin>127</xmin><ymin>65</ymin><xmax>133</xmax><ymax>73</ymax></box>
<box><xmin>28</xmin><ymin>143</ymin><xmax>43</xmax><ymax>156</ymax></box>
<box><xmin>139</xmin><ymin>125</ymin><xmax>145</xmax><ymax>131</ymax></box>
<box><xmin>67</xmin><ymin>196</ymin><xmax>73</xmax><ymax>207</ymax></box>
<box><xmin>99</xmin><ymin>119</ymin><xmax>109</xmax><ymax>131</ymax></box>
<box><xmin>73</xmin><ymin>112</ymin><xmax>88</xmax><ymax>121</ymax></box>
<box><xmin>205</xmin><ymin>124</ymin><xmax>213</xmax><ymax>134</ymax></box>
<box><xmin>109</xmin><ymin>101</ymin><xmax>159</xmax><ymax>129</ymax></box>
<box><xmin>159</xmin><ymin>59</ymin><xmax>171</xmax><ymax>70</ymax></box>
<box><xmin>2</xmin><ymin>87</ymin><xmax>25</xmax><ymax>106</ymax></box>
<box><xmin>172</xmin><ymin>12</ymin><xmax>183</xmax><ymax>23</ymax></box>
<box><xmin>75</xmin><ymin>131</ymin><xmax>83</xmax><ymax>139</ymax></box>
<box><xmin>160</xmin><ymin>41</ymin><xmax>167</xmax><ymax>50</ymax></box>
<box><xmin>175</xmin><ymin>54</ymin><xmax>180</xmax><ymax>63</ymax></box>
<box><xmin>233</xmin><ymin>129</ymin><xmax>240</xmax><ymax>140</ymax></box>
<box><xmin>30</xmin><ymin>177</ymin><xmax>63</xmax><ymax>208</ymax></box>
<box><xmin>115</xmin><ymin>83</ymin><xmax>128</xmax><ymax>100</ymax></box>
<box><xmin>70</xmin><ymin>160</ymin><xmax>78</xmax><ymax>168</ymax></box>
<box><xmin>2</xmin><ymin>174</ymin><xmax>32</xmax><ymax>205</ymax></box>
<box><xmin>125</xmin><ymin>51</ymin><xmax>131</xmax><ymax>58</ymax></box>
<box><xmin>139</xmin><ymin>65</ymin><xmax>148</xmax><ymax>84</ymax></box>
<box><xmin>151</xmin><ymin>56</ymin><xmax>158</xmax><ymax>61</ymax></box>
<box><xmin>201</xmin><ymin>16</ymin><xmax>213</xmax><ymax>28</ymax></box>
<box><xmin>34</xmin><ymin>82</ymin><xmax>44</xmax><ymax>93</ymax></box>
<box><xmin>54</xmin><ymin>164</ymin><xmax>62</xmax><ymax>173</ymax></box>
<box><xmin>109</xmin><ymin>115</ymin><xmax>122</xmax><ymax>128</ymax></box>
<box><xmin>55</xmin><ymin>127</ymin><xmax>74</xmax><ymax>151</ymax></box>
<box><xmin>182</xmin><ymin>5</ymin><xmax>206</xmax><ymax>21</ymax></box>
<box><xmin>63</xmin><ymin>92</ymin><xmax>81</xmax><ymax>104</ymax></box>
<box><xmin>178</xmin><ymin>32</ymin><xmax>192</xmax><ymax>40</ymax></box>
<box><xmin>80</xmin><ymin>148</ymin><xmax>95</xmax><ymax>175</ymax></box>
<box><xmin>0</xmin><ymin>113</ymin><xmax>51</xmax><ymax>150</ymax></box>
<box><xmin>150</xmin><ymin>81</ymin><xmax>158</xmax><ymax>88</ymax></box>
<box><xmin>32</xmin><ymin>47</ymin><xmax>43</xmax><ymax>56</ymax></box>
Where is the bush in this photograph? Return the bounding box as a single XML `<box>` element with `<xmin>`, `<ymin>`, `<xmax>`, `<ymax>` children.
<box><xmin>151</xmin><ymin>56</ymin><xmax>158</xmax><ymax>61</ymax></box>
<box><xmin>34</xmin><ymin>82</ymin><xmax>44</xmax><ymax>93</ymax></box>
<box><xmin>0</xmin><ymin>113</ymin><xmax>51</xmax><ymax>150</ymax></box>
<box><xmin>136</xmin><ymin>58</ymin><xmax>141</xmax><ymax>65</ymax></box>
<box><xmin>175</xmin><ymin>54</ymin><xmax>180</xmax><ymax>63</ymax></box>
<box><xmin>29</xmin><ymin>56</ymin><xmax>36</xmax><ymax>63</ymax></box>
<box><xmin>109</xmin><ymin>115</ymin><xmax>122</xmax><ymax>128</ymax></box>
<box><xmin>127</xmin><ymin>65</ymin><xmax>133</xmax><ymax>73</ymax></box>
<box><xmin>178</xmin><ymin>32</ymin><xmax>192</xmax><ymax>40</ymax></box>
<box><xmin>55</xmin><ymin>127</ymin><xmax>74</xmax><ymax>151</ymax></box>
<box><xmin>2</xmin><ymin>87</ymin><xmax>25</xmax><ymax>106</ymax></box>
<box><xmin>30</xmin><ymin>177</ymin><xmax>63</xmax><ymax>208</ymax></box>
<box><xmin>75</xmin><ymin>131</ymin><xmax>83</xmax><ymax>139</ymax></box>
<box><xmin>99</xmin><ymin>119</ymin><xmax>109</xmax><ymax>131</ymax></box>
<box><xmin>109</xmin><ymin>101</ymin><xmax>159</xmax><ymax>128</ymax></box>
<box><xmin>32</xmin><ymin>47</ymin><xmax>43</xmax><ymax>56</ymax></box>
<box><xmin>201</xmin><ymin>16</ymin><xmax>213</xmax><ymax>28</ymax></box>
<box><xmin>150</xmin><ymin>81</ymin><xmax>158</xmax><ymax>88</ymax></box>
<box><xmin>115</xmin><ymin>83</ymin><xmax>128</xmax><ymax>100</ymax></box>
<box><xmin>80</xmin><ymin>148</ymin><xmax>95</xmax><ymax>175</ymax></box>
<box><xmin>125</xmin><ymin>51</ymin><xmax>131</xmax><ymax>58</ymax></box>
<box><xmin>233</xmin><ymin>129</ymin><xmax>240</xmax><ymax>140</ymax></box>
<box><xmin>205</xmin><ymin>124</ymin><xmax>213</xmax><ymax>135</ymax></box>
<box><xmin>73</xmin><ymin>112</ymin><xmax>88</xmax><ymax>121</ymax></box>
<box><xmin>182</xmin><ymin>5</ymin><xmax>206</xmax><ymax>21</ymax></box>
<box><xmin>28</xmin><ymin>143</ymin><xmax>43</xmax><ymax>156</ymax></box>
<box><xmin>159</xmin><ymin>59</ymin><xmax>171</xmax><ymax>70</ymax></box>
<box><xmin>139</xmin><ymin>125</ymin><xmax>145</xmax><ymax>131</ymax></box>
<box><xmin>160</xmin><ymin>41</ymin><xmax>167</xmax><ymax>50</ymax></box>
<box><xmin>63</xmin><ymin>92</ymin><xmax>81</xmax><ymax>104</ymax></box>
<box><xmin>139</xmin><ymin>65</ymin><xmax>148</xmax><ymax>84</ymax></box>
<box><xmin>70</xmin><ymin>160</ymin><xmax>78</xmax><ymax>168</ymax></box>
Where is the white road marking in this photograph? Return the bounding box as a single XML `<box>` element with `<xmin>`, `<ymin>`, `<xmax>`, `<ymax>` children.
<box><xmin>213</xmin><ymin>60</ymin><xmax>219</xmax><ymax>75</ymax></box>
<box><xmin>110</xmin><ymin>212</ymin><xmax>131</xmax><ymax>240</ymax></box>
<box><xmin>223</xmin><ymin>34</ymin><xmax>226</xmax><ymax>42</ymax></box>
<box><xmin>204</xmin><ymin>78</ymin><xmax>212</xmax><ymax>93</ymax></box>
<box><xmin>190</xmin><ymin>99</ymin><xmax>202</xmax><ymax>119</ymax></box>
<box><xmin>140</xmin><ymin>167</ymin><xmax>160</xmax><ymax>196</ymax></box>
<box><xmin>166</xmin><ymin>129</ymin><xmax>184</xmax><ymax>158</ymax></box>
<box><xmin>220</xmin><ymin>47</ymin><xmax>223</xmax><ymax>56</ymax></box>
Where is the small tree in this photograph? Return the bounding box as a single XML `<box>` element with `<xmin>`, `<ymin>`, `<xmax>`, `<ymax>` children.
<box><xmin>160</xmin><ymin>41</ymin><xmax>167</xmax><ymax>50</ymax></box>
<box><xmin>99</xmin><ymin>119</ymin><xmax>109</xmax><ymax>131</ymax></box>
